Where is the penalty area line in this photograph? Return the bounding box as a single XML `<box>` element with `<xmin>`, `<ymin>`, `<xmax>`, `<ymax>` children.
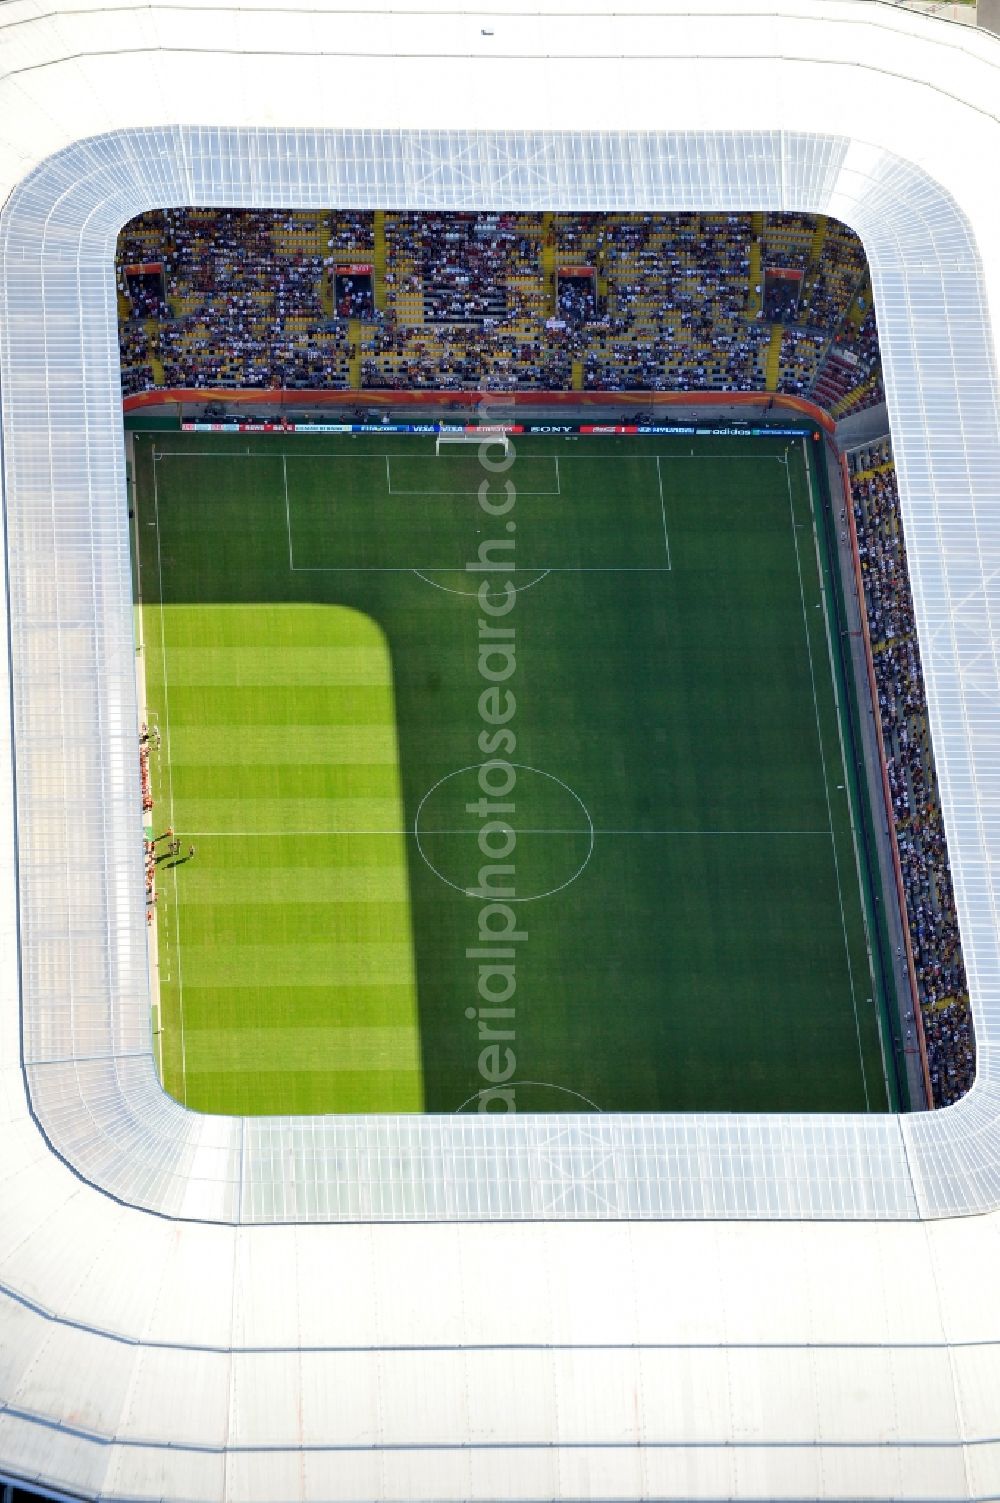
<box><xmin>284</xmin><ymin>564</ymin><xmax>674</xmax><ymax>574</ymax></box>
<box><xmin>655</xmin><ymin>456</ymin><xmax>672</xmax><ymax>570</ymax></box>
<box><xmin>283</xmin><ymin>454</ymin><xmax>294</xmax><ymax>571</ymax></box>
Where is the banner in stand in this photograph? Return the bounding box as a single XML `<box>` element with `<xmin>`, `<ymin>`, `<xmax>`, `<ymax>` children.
<box><xmin>181</xmin><ymin>419</ymin><xmax>812</xmax><ymax>438</ymax></box>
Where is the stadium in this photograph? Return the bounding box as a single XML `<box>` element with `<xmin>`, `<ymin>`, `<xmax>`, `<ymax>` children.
<box><xmin>2</xmin><ymin>0</ymin><xmax>1000</xmax><ymax>1499</ymax></box>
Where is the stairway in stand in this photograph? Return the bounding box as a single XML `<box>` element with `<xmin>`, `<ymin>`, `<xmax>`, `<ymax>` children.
<box><xmin>144</xmin><ymin>318</ymin><xmax>165</xmax><ymax>385</ymax></box>
<box><xmin>764</xmin><ymin>323</ymin><xmax>783</xmax><ymax>392</ymax></box>
<box><xmin>800</xmin><ymin>214</ymin><xmax>829</xmax><ymax>312</ymax></box>
<box><xmin>348</xmin><ymin>318</ymin><xmax>362</xmax><ymax>389</ymax></box>
<box><xmin>748</xmin><ymin>211</ymin><xmax>764</xmax><ymax>318</ymax></box>
<box><xmin>319</xmin><ymin>262</ymin><xmax>334</xmax><ymax>317</ymax></box>
<box><xmin>541</xmin><ymin>211</ymin><xmax>556</xmax><ymax>312</ymax></box>
<box><xmin>807</xmin><ymin>214</ymin><xmax>829</xmax><ymax>271</ymax></box>
<box><xmin>842</xmin><ymin>273</ymin><xmax>871</xmax><ymax>339</ymax></box>
<box><xmin>373</xmin><ymin>210</ymin><xmax>387</xmax><ymax>311</ymax></box>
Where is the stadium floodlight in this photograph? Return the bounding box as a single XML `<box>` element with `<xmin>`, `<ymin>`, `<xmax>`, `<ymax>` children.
<box><xmin>3</xmin><ymin>4</ymin><xmax>1000</xmax><ymax>1501</ymax></box>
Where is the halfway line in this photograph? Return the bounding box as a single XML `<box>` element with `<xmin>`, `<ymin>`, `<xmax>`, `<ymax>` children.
<box><xmin>184</xmin><ymin>828</ymin><xmax>831</xmax><ymax>838</ymax></box>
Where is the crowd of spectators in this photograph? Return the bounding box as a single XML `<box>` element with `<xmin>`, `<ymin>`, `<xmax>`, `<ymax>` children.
<box><xmin>116</xmin><ymin>208</ymin><xmax>885</xmax><ymax>409</ymax></box>
<box><xmin>139</xmin><ymin>723</ymin><xmax>155</xmax><ymax>816</ymax></box>
<box><xmin>849</xmin><ymin>439</ymin><xmax>975</xmax><ymax>1106</ymax></box>
<box><xmin>369</xmin><ymin>210</ymin><xmax>567</xmax><ymax>386</ymax></box>
<box><xmin>119</xmin><ymin>208</ymin><xmax>353</xmax><ymax>389</ymax></box>
<box><xmin>334</xmin><ymin>273</ymin><xmax>375</xmax><ymax>320</ymax></box>
<box><xmin>835</xmin><ymin>305</ymin><xmax>884</xmax><ymax>415</ymax></box>
<box><xmin>125</xmin><ymin>271</ymin><xmax>170</xmax><ymax>320</ymax></box>
<box><xmin>763</xmin><ymin>275</ymin><xmax>802</xmax><ymax>322</ymax></box>
<box><xmin>388</xmin><ymin>213</ymin><xmax>523</xmax><ymax>323</ymax></box>
<box><xmin>581</xmin><ymin>212</ymin><xmax>763</xmax><ymax>391</ymax></box>
<box><xmin>140</xmin><ymin>724</ymin><xmax>187</xmax><ymax>922</ymax></box>
<box><xmin>119</xmin><ymin>318</ymin><xmax>155</xmax><ymax>396</ymax></box>
<box><xmin>798</xmin><ymin>221</ymin><xmax>868</xmax><ymax>326</ymax></box>
<box><xmin>326</xmin><ymin>211</ymin><xmax>374</xmax><ymax>251</ymax></box>
<box><xmin>778</xmin><ymin>326</ymin><xmax>828</xmax><ymax>396</ymax></box>
<box><xmin>760</xmin><ymin>210</ymin><xmax>814</xmax><ymax>271</ymax></box>
<box><xmin>557</xmin><ymin>275</ymin><xmax>598</xmax><ymax>324</ymax></box>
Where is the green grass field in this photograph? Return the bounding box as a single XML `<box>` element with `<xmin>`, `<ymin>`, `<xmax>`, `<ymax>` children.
<box><xmin>133</xmin><ymin>430</ymin><xmax>892</xmax><ymax>1116</ymax></box>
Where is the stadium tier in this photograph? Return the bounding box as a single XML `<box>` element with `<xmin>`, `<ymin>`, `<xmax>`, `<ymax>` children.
<box><xmin>116</xmin><ymin>209</ymin><xmax>880</xmax><ymax>406</ymax></box>
<box><xmin>848</xmin><ymin>441</ymin><xmax>975</xmax><ymax>1108</ymax></box>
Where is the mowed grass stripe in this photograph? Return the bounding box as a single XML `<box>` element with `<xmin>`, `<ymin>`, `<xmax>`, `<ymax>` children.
<box><xmin>161</xmin><ymin>601</ymin><xmax>383</xmax><ymax>648</ymax></box>
<box><xmin>178</xmin><ymin>984</ymin><xmax>418</xmax><ymax>1031</ymax></box>
<box><xmin>182</xmin><ymin>943</ymin><xmax>411</xmax><ymax>986</ymax></box>
<box><xmin>172</xmin><ymin>764</ymin><xmax>399</xmax><ymax>801</ymax></box>
<box><xmin>168</xmin><ymin>685</ymin><xmax>394</xmax><ymax>726</ymax></box>
<box><xmin>169</xmin><ymin>644</ymin><xmax>391</xmax><ymax>686</ymax></box>
<box><xmin>179</xmin><ymin>797</ymin><xmax>404</xmax><ymax>834</ymax></box>
<box><xmin>177</xmin><ymin>901</ymin><xmax>413</xmax><ymax>941</ymax></box>
<box><xmin>184</xmin><ymin>1069</ymin><xmax>423</xmax><ymax>1115</ymax></box>
<box><xmin>176</xmin><ymin>867</ymin><xmax>411</xmax><ymax>904</ymax></box>
<box><xmin>175</xmin><ymin>833</ymin><xmax>409</xmax><ymax>869</ymax></box>
<box><xmin>187</xmin><ymin>1026</ymin><xmax>422</xmax><ymax>1073</ymax></box>
<box><xmin>169</xmin><ymin>726</ymin><xmax>399</xmax><ymax>764</ymax></box>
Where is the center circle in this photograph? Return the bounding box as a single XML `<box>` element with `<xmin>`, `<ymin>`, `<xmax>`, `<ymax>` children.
<box><xmin>414</xmin><ymin>762</ymin><xmax>594</xmax><ymax>903</ymax></box>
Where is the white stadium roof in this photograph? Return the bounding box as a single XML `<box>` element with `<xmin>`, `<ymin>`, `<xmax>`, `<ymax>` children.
<box><xmin>3</xmin><ymin>0</ymin><xmax>1000</xmax><ymax>1496</ymax></box>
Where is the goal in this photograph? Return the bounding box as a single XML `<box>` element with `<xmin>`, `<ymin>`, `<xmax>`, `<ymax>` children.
<box><xmin>435</xmin><ymin>431</ymin><xmax>510</xmax><ymax>457</ymax></box>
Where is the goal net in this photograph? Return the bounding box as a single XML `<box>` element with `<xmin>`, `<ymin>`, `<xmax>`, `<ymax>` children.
<box><xmin>435</xmin><ymin>431</ymin><xmax>510</xmax><ymax>457</ymax></box>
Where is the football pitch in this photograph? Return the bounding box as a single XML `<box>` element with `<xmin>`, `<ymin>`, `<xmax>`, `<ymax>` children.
<box><xmin>133</xmin><ymin>430</ymin><xmax>893</xmax><ymax>1117</ymax></box>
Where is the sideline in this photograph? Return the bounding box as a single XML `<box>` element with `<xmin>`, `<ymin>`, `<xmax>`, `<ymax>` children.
<box><xmin>784</xmin><ymin>449</ymin><xmax>871</xmax><ymax>1111</ymax></box>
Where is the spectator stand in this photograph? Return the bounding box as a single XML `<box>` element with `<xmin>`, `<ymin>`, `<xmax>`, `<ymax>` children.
<box><xmin>116</xmin><ymin>209</ymin><xmax>890</xmax><ymax>408</ymax></box>
<box><xmin>846</xmin><ymin>437</ymin><xmax>974</xmax><ymax>1107</ymax></box>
